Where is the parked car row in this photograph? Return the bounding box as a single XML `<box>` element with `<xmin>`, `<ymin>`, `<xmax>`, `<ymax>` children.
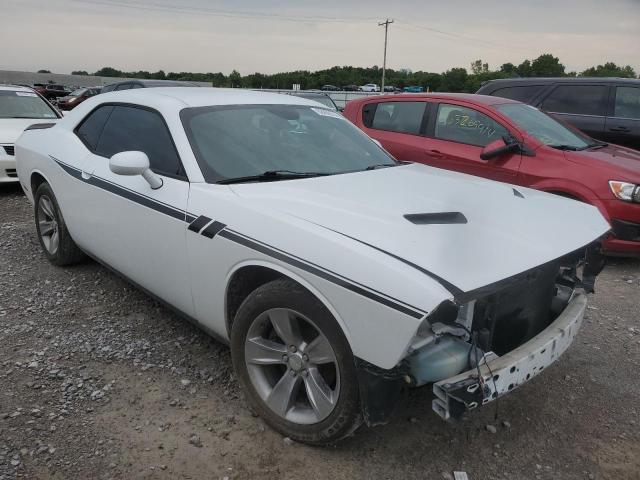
<box><xmin>11</xmin><ymin>87</ymin><xmax>611</xmax><ymax>445</ymax></box>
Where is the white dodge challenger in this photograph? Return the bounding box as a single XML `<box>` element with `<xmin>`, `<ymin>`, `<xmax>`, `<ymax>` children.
<box><xmin>16</xmin><ymin>88</ymin><xmax>610</xmax><ymax>444</ymax></box>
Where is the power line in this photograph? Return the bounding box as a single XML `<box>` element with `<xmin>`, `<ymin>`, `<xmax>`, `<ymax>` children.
<box><xmin>71</xmin><ymin>0</ymin><xmax>378</xmax><ymax>24</ymax></box>
<box><xmin>395</xmin><ymin>19</ymin><xmax>529</xmax><ymax>52</ymax></box>
<box><xmin>378</xmin><ymin>19</ymin><xmax>394</xmax><ymax>92</ymax></box>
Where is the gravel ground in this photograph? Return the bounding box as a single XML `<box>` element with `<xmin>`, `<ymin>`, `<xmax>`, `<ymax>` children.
<box><xmin>1</xmin><ymin>182</ymin><xmax>639</xmax><ymax>480</ymax></box>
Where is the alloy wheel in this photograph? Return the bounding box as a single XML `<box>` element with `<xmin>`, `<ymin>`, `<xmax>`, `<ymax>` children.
<box><xmin>37</xmin><ymin>195</ymin><xmax>59</xmax><ymax>255</ymax></box>
<box><xmin>244</xmin><ymin>308</ymin><xmax>340</xmax><ymax>424</ymax></box>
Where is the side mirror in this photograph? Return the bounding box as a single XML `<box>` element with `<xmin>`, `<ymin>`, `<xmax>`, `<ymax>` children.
<box><xmin>480</xmin><ymin>138</ymin><xmax>519</xmax><ymax>160</ymax></box>
<box><xmin>109</xmin><ymin>151</ymin><xmax>163</xmax><ymax>189</ymax></box>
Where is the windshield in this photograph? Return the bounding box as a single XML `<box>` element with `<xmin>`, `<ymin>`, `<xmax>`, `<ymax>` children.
<box><xmin>181</xmin><ymin>104</ymin><xmax>397</xmax><ymax>183</ymax></box>
<box><xmin>69</xmin><ymin>88</ymin><xmax>87</xmax><ymax>97</ymax></box>
<box><xmin>0</xmin><ymin>91</ymin><xmax>58</xmax><ymax>119</ymax></box>
<box><xmin>496</xmin><ymin>103</ymin><xmax>591</xmax><ymax>149</ymax></box>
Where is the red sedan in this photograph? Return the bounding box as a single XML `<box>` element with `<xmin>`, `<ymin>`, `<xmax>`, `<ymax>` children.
<box><xmin>344</xmin><ymin>93</ymin><xmax>640</xmax><ymax>256</ymax></box>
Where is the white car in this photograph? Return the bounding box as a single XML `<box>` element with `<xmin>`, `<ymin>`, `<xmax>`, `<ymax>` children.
<box><xmin>0</xmin><ymin>85</ymin><xmax>60</xmax><ymax>183</ymax></box>
<box><xmin>361</xmin><ymin>83</ymin><xmax>380</xmax><ymax>92</ymax></box>
<box><xmin>16</xmin><ymin>88</ymin><xmax>609</xmax><ymax>444</ymax></box>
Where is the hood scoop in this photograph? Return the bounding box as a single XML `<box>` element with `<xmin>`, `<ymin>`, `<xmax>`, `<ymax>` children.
<box><xmin>404</xmin><ymin>212</ymin><xmax>467</xmax><ymax>225</ymax></box>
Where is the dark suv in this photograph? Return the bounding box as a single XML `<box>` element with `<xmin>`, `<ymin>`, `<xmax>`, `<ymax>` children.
<box><xmin>477</xmin><ymin>77</ymin><xmax>640</xmax><ymax>150</ymax></box>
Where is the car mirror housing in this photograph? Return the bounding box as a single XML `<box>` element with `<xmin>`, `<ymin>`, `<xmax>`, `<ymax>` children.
<box><xmin>109</xmin><ymin>151</ymin><xmax>163</xmax><ymax>189</ymax></box>
<box><xmin>480</xmin><ymin>138</ymin><xmax>519</xmax><ymax>161</ymax></box>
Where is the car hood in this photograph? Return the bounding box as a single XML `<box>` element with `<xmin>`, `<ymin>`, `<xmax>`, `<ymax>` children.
<box><xmin>229</xmin><ymin>163</ymin><xmax>610</xmax><ymax>295</ymax></box>
<box><xmin>565</xmin><ymin>144</ymin><xmax>640</xmax><ymax>180</ymax></box>
<box><xmin>0</xmin><ymin>118</ymin><xmax>57</xmax><ymax>144</ymax></box>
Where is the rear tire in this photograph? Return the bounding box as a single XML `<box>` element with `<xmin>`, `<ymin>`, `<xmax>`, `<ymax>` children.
<box><xmin>230</xmin><ymin>278</ymin><xmax>362</xmax><ymax>445</ymax></box>
<box><xmin>34</xmin><ymin>182</ymin><xmax>85</xmax><ymax>266</ymax></box>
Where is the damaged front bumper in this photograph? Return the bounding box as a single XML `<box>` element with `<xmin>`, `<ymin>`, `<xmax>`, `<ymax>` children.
<box><xmin>432</xmin><ymin>291</ymin><xmax>587</xmax><ymax>421</ymax></box>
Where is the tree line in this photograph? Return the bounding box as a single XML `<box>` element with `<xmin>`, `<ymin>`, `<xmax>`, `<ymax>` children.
<box><xmin>67</xmin><ymin>54</ymin><xmax>638</xmax><ymax>92</ymax></box>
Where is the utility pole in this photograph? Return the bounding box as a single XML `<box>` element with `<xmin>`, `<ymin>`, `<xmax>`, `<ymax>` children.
<box><xmin>378</xmin><ymin>18</ymin><xmax>393</xmax><ymax>93</ymax></box>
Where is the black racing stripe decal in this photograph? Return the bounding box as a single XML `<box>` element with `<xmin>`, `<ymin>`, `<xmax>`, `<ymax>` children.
<box><xmin>201</xmin><ymin>220</ymin><xmax>226</xmax><ymax>238</ymax></box>
<box><xmin>218</xmin><ymin>229</ymin><xmax>425</xmax><ymax>319</ymax></box>
<box><xmin>82</xmin><ymin>174</ymin><xmax>185</xmax><ymax>221</ymax></box>
<box><xmin>50</xmin><ymin>155</ymin><xmax>190</xmax><ymax>222</ymax></box>
<box><xmin>52</xmin><ymin>157</ymin><xmax>83</xmax><ymax>179</ymax></box>
<box><xmin>188</xmin><ymin>215</ymin><xmax>213</xmax><ymax>233</ymax></box>
<box><xmin>49</xmin><ymin>155</ymin><xmax>428</xmax><ymax>318</ymax></box>
<box><xmin>299</xmin><ymin>221</ymin><xmax>464</xmax><ymax>297</ymax></box>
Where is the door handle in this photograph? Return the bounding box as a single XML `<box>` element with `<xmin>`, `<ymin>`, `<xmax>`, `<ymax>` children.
<box><xmin>426</xmin><ymin>149</ymin><xmax>444</xmax><ymax>158</ymax></box>
<box><xmin>609</xmin><ymin>126</ymin><xmax>631</xmax><ymax>133</ymax></box>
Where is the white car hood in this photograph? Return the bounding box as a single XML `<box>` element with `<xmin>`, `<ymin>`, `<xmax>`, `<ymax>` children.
<box><xmin>230</xmin><ymin>163</ymin><xmax>610</xmax><ymax>295</ymax></box>
<box><xmin>0</xmin><ymin>118</ymin><xmax>56</xmax><ymax>144</ymax></box>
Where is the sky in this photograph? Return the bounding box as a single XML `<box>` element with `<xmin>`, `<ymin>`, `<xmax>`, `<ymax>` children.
<box><xmin>2</xmin><ymin>0</ymin><xmax>639</xmax><ymax>76</ymax></box>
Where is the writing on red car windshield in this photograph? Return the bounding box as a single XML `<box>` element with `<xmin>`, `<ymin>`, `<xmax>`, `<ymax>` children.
<box><xmin>448</xmin><ymin>114</ymin><xmax>497</xmax><ymax>138</ymax></box>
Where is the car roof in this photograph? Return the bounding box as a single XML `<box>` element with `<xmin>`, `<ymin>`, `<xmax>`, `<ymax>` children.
<box><xmin>482</xmin><ymin>77</ymin><xmax>640</xmax><ymax>87</ymax></box>
<box><xmin>104</xmin><ymin>79</ymin><xmax>198</xmax><ymax>88</ymax></box>
<box><xmin>93</xmin><ymin>87</ymin><xmax>328</xmax><ymax>108</ymax></box>
<box><xmin>291</xmin><ymin>92</ymin><xmax>330</xmax><ymax>97</ymax></box>
<box><xmin>0</xmin><ymin>84</ymin><xmax>36</xmax><ymax>92</ymax></box>
<box><xmin>354</xmin><ymin>92</ymin><xmax>520</xmax><ymax>106</ymax></box>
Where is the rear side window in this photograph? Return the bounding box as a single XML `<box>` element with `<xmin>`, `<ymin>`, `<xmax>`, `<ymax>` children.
<box><xmin>369</xmin><ymin>101</ymin><xmax>426</xmax><ymax>134</ymax></box>
<box><xmin>434</xmin><ymin>104</ymin><xmax>508</xmax><ymax>147</ymax></box>
<box><xmin>75</xmin><ymin>105</ymin><xmax>114</xmax><ymax>150</ymax></box>
<box><xmin>491</xmin><ymin>85</ymin><xmax>545</xmax><ymax>103</ymax></box>
<box><xmin>95</xmin><ymin>105</ymin><xmax>184</xmax><ymax>178</ymax></box>
<box><xmin>541</xmin><ymin>85</ymin><xmax>609</xmax><ymax>116</ymax></box>
<box><xmin>613</xmin><ymin>86</ymin><xmax>640</xmax><ymax>120</ymax></box>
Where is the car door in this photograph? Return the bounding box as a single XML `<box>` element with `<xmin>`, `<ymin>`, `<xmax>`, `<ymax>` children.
<box><xmin>538</xmin><ymin>83</ymin><xmax>610</xmax><ymax>141</ymax></box>
<box><xmin>421</xmin><ymin>102</ymin><xmax>521</xmax><ymax>183</ymax></box>
<box><xmin>73</xmin><ymin>103</ymin><xmax>194</xmax><ymax>315</ymax></box>
<box><xmin>360</xmin><ymin>100</ymin><xmax>429</xmax><ymax>161</ymax></box>
<box><xmin>604</xmin><ymin>85</ymin><xmax>640</xmax><ymax>150</ymax></box>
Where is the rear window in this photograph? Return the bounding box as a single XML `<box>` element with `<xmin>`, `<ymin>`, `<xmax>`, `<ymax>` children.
<box><xmin>491</xmin><ymin>85</ymin><xmax>545</xmax><ymax>103</ymax></box>
<box><xmin>541</xmin><ymin>85</ymin><xmax>609</xmax><ymax>116</ymax></box>
<box><xmin>369</xmin><ymin>101</ymin><xmax>426</xmax><ymax>134</ymax></box>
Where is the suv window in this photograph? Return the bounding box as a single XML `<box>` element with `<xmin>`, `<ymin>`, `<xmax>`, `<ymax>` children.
<box><xmin>115</xmin><ymin>83</ymin><xmax>132</xmax><ymax>91</ymax></box>
<box><xmin>75</xmin><ymin>105</ymin><xmax>114</xmax><ymax>150</ymax></box>
<box><xmin>369</xmin><ymin>101</ymin><xmax>426</xmax><ymax>134</ymax></box>
<box><xmin>434</xmin><ymin>104</ymin><xmax>508</xmax><ymax>147</ymax></box>
<box><xmin>94</xmin><ymin>105</ymin><xmax>184</xmax><ymax>177</ymax></box>
<box><xmin>613</xmin><ymin>86</ymin><xmax>640</xmax><ymax>120</ymax></box>
<box><xmin>491</xmin><ymin>85</ymin><xmax>545</xmax><ymax>102</ymax></box>
<box><xmin>541</xmin><ymin>85</ymin><xmax>609</xmax><ymax>116</ymax></box>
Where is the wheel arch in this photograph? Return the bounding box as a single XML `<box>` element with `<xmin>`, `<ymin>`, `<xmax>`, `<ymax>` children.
<box><xmin>30</xmin><ymin>170</ymin><xmax>51</xmax><ymax>199</ymax></box>
<box><xmin>224</xmin><ymin>261</ymin><xmax>352</xmax><ymax>346</ymax></box>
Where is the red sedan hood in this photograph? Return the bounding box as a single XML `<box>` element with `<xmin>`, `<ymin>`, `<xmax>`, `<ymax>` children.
<box><xmin>565</xmin><ymin>144</ymin><xmax>640</xmax><ymax>180</ymax></box>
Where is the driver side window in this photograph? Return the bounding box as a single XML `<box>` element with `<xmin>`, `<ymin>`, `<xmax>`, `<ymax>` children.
<box><xmin>434</xmin><ymin>104</ymin><xmax>508</xmax><ymax>147</ymax></box>
<box><xmin>75</xmin><ymin>105</ymin><xmax>186</xmax><ymax>179</ymax></box>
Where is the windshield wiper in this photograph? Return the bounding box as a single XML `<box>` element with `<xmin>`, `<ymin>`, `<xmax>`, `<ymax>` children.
<box><xmin>217</xmin><ymin>170</ymin><xmax>331</xmax><ymax>185</ymax></box>
<box><xmin>549</xmin><ymin>144</ymin><xmax>580</xmax><ymax>151</ymax></box>
<box><xmin>365</xmin><ymin>163</ymin><xmax>398</xmax><ymax>170</ymax></box>
<box><xmin>584</xmin><ymin>141</ymin><xmax>608</xmax><ymax>150</ymax></box>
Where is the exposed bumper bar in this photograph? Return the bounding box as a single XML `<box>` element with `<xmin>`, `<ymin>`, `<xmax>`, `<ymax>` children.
<box><xmin>432</xmin><ymin>292</ymin><xmax>587</xmax><ymax>421</ymax></box>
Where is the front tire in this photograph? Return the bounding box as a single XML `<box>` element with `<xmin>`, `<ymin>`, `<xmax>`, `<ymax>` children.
<box><xmin>34</xmin><ymin>182</ymin><xmax>85</xmax><ymax>266</ymax></box>
<box><xmin>231</xmin><ymin>278</ymin><xmax>362</xmax><ymax>445</ymax></box>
